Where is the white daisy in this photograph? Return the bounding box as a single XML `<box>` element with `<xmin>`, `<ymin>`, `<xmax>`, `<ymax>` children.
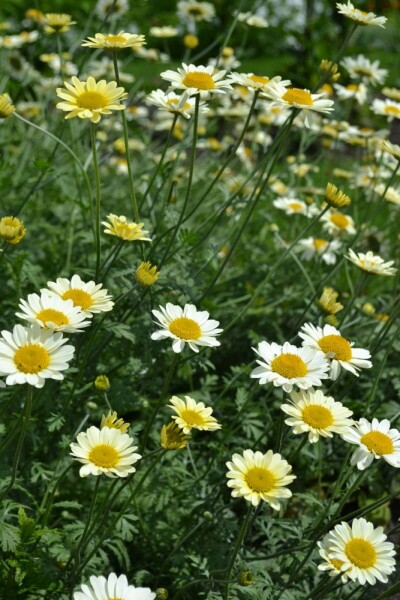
<box><xmin>272</xmin><ymin>197</ymin><xmax>310</xmax><ymax>216</ymax></box>
<box><xmin>73</xmin><ymin>572</ymin><xmax>155</xmax><ymax>600</ymax></box>
<box><xmin>70</xmin><ymin>426</ymin><xmax>141</xmax><ymax>478</ymax></box>
<box><xmin>296</xmin><ymin>237</ymin><xmax>342</xmax><ymax>265</ymax></box>
<box><xmin>375</xmin><ymin>184</ymin><xmax>400</xmax><ymax>206</ymax></box>
<box><xmin>322</xmin><ymin>210</ymin><xmax>356</xmax><ymax>236</ymax></box>
<box><xmin>43</xmin><ymin>274</ymin><xmax>114</xmax><ymax>316</ymax></box>
<box><xmin>281</xmin><ymin>388</ymin><xmax>353</xmax><ymax>443</ymax></box>
<box><xmin>318</xmin><ymin>518</ymin><xmax>395</xmax><ymax>585</ymax></box>
<box><xmin>147</xmin><ymin>89</ymin><xmax>208</xmax><ymax>119</ymax></box>
<box><xmin>237</xmin><ymin>12</ymin><xmax>269</xmax><ymax>28</ymax></box>
<box><xmin>263</xmin><ymin>82</ymin><xmax>334</xmax><ymax>127</ymax></box>
<box><xmin>299</xmin><ymin>323</ymin><xmax>372</xmax><ymax>380</ymax></box>
<box><xmin>0</xmin><ymin>324</ymin><xmax>74</xmax><ymax>388</ymax></box>
<box><xmin>160</xmin><ymin>63</ymin><xmax>232</xmax><ymax>99</ymax></box>
<box><xmin>226</xmin><ymin>449</ymin><xmax>296</xmax><ymax>509</ymax></box>
<box><xmin>333</xmin><ymin>82</ymin><xmax>367</xmax><ymax>105</ymax></box>
<box><xmin>336</xmin><ymin>2</ymin><xmax>387</xmax><ymax>27</ymax></box>
<box><xmin>151</xmin><ymin>303</ymin><xmax>222</xmax><ymax>353</ymax></box>
<box><xmin>251</xmin><ymin>341</ymin><xmax>329</xmax><ymax>393</ymax></box>
<box><xmin>177</xmin><ymin>1</ymin><xmax>216</xmax><ymax>22</ymax></box>
<box><xmin>346</xmin><ymin>249</ymin><xmax>397</xmax><ymax>276</ymax></box>
<box><xmin>168</xmin><ymin>395</ymin><xmax>221</xmax><ymax>434</ymax></box>
<box><xmin>342</xmin><ymin>55</ymin><xmax>387</xmax><ymax>86</ymax></box>
<box><xmin>372</xmin><ymin>98</ymin><xmax>400</xmax><ymax>122</ymax></box>
<box><xmin>342</xmin><ymin>418</ymin><xmax>400</xmax><ymax>470</ymax></box>
<box><xmin>228</xmin><ymin>72</ymin><xmax>290</xmax><ymax>93</ymax></box>
<box><xmin>16</xmin><ymin>292</ymin><xmax>91</xmax><ymax>333</ymax></box>
<box><xmin>149</xmin><ymin>26</ymin><xmax>179</xmax><ymax>38</ymax></box>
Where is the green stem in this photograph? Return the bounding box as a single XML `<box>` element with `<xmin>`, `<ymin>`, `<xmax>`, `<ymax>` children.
<box><xmin>112</xmin><ymin>52</ymin><xmax>140</xmax><ymax>224</ymax></box>
<box><xmin>339</xmin><ymin>272</ymin><xmax>368</xmax><ymax>327</ymax></box>
<box><xmin>73</xmin><ymin>477</ymin><xmax>101</xmax><ymax>571</ymax></box>
<box><xmin>39</xmin><ymin>463</ymin><xmax>73</xmax><ymax>526</ymax></box>
<box><xmin>89</xmin><ymin>123</ymin><xmax>101</xmax><ymax>280</ymax></box>
<box><xmin>224</xmin><ymin>505</ymin><xmax>253</xmax><ymax>600</ymax></box>
<box><xmin>0</xmin><ymin>385</ymin><xmax>33</xmax><ymax>501</ymax></box>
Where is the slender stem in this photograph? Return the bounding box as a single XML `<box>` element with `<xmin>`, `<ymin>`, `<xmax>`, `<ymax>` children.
<box><xmin>0</xmin><ymin>385</ymin><xmax>33</xmax><ymax>501</ymax></box>
<box><xmin>39</xmin><ymin>463</ymin><xmax>73</xmax><ymax>526</ymax></box>
<box><xmin>89</xmin><ymin>123</ymin><xmax>101</xmax><ymax>280</ymax></box>
<box><xmin>339</xmin><ymin>272</ymin><xmax>368</xmax><ymax>327</ymax></box>
<box><xmin>73</xmin><ymin>477</ymin><xmax>101</xmax><ymax>571</ymax></box>
<box><xmin>112</xmin><ymin>53</ymin><xmax>140</xmax><ymax>224</ymax></box>
<box><xmin>224</xmin><ymin>505</ymin><xmax>253</xmax><ymax>600</ymax></box>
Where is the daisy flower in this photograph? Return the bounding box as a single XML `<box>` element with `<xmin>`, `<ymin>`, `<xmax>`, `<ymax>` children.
<box><xmin>70</xmin><ymin>426</ymin><xmax>141</xmax><ymax>478</ymax></box>
<box><xmin>272</xmin><ymin>197</ymin><xmax>309</xmax><ymax>216</ymax></box>
<box><xmin>375</xmin><ymin>184</ymin><xmax>400</xmax><ymax>206</ymax></box>
<box><xmin>336</xmin><ymin>2</ymin><xmax>387</xmax><ymax>27</ymax></box>
<box><xmin>296</xmin><ymin>237</ymin><xmax>342</xmax><ymax>265</ymax></box>
<box><xmin>73</xmin><ymin>572</ymin><xmax>155</xmax><ymax>600</ymax></box>
<box><xmin>342</xmin><ymin>418</ymin><xmax>400</xmax><ymax>470</ymax></box>
<box><xmin>372</xmin><ymin>98</ymin><xmax>400</xmax><ymax>122</ymax></box>
<box><xmin>263</xmin><ymin>83</ymin><xmax>334</xmax><ymax>127</ymax></box>
<box><xmin>318</xmin><ymin>518</ymin><xmax>395</xmax><ymax>585</ymax></box>
<box><xmin>177</xmin><ymin>1</ymin><xmax>216</xmax><ymax>22</ymax></box>
<box><xmin>325</xmin><ymin>182</ymin><xmax>351</xmax><ymax>209</ymax></box>
<box><xmin>135</xmin><ymin>262</ymin><xmax>160</xmax><ymax>286</ymax></box>
<box><xmin>237</xmin><ymin>12</ymin><xmax>269</xmax><ymax>28</ymax></box>
<box><xmin>151</xmin><ymin>303</ymin><xmax>222</xmax><ymax>353</ymax></box>
<box><xmin>82</xmin><ymin>31</ymin><xmax>146</xmax><ymax>51</ymax></box>
<box><xmin>43</xmin><ymin>275</ymin><xmax>114</xmax><ymax>317</ymax></box>
<box><xmin>0</xmin><ymin>93</ymin><xmax>15</xmax><ymax>118</ymax></box>
<box><xmin>16</xmin><ymin>292</ymin><xmax>91</xmax><ymax>333</ymax></box>
<box><xmin>226</xmin><ymin>449</ymin><xmax>296</xmax><ymax>508</ymax></box>
<box><xmin>334</xmin><ymin>82</ymin><xmax>368</xmax><ymax>105</ymax></box>
<box><xmin>150</xmin><ymin>26</ymin><xmax>179</xmax><ymax>38</ymax></box>
<box><xmin>0</xmin><ymin>324</ymin><xmax>74</xmax><ymax>388</ymax></box>
<box><xmin>160</xmin><ymin>63</ymin><xmax>232</xmax><ymax>99</ymax></box>
<box><xmin>228</xmin><ymin>72</ymin><xmax>290</xmax><ymax>94</ymax></box>
<box><xmin>281</xmin><ymin>388</ymin><xmax>353</xmax><ymax>443</ymax></box>
<box><xmin>380</xmin><ymin>140</ymin><xmax>400</xmax><ymax>161</ymax></box>
<box><xmin>299</xmin><ymin>323</ymin><xmax>372</xmax><ymax>380</ymax></box>
<box><xmin>102</xmin><ymin>214</ymin><xmax>151</xmax><ymax>242</ymax></box>
<box><xmin>147</xmin><ymin>89</ymin><xmax>208</xmax><ymax>119</ymax></box>
<box><xmin>168</xmin><ymin>395</ymin><xmax>221</xmax><ymax>434</ymax></box>
<box><xmin>0</xmin><ymin>216</ymin><xmax>25</xmax><ymax>244</ymax></box>
<box><xmin>160</xmin><ymin>422</ymin><xmax>189</xmax><ymax>450</ymax></box>
<box><xmin>322</xmin><ymin>210</ymin><xmax>356</xmax><ymax>236</ymax></box>
<box><xmin>342</xmin><ymin>55</ymin><xmax>387</xmax><ymax>86</ymax></box>
<box><xmin>56</xmin><ymin>76</ymin><xmax>127</xmax><ymax>124</ymax></box>
<box><xmin>251</xmin><ymin>341</ymin><xmax>329</xmax><ymax>393</ymax></box>
<box><xmin>346</xmin><ymin>249</ymin><xmax>397</xmax><ymax>276</ymax></box>
<box><xmin>43</xmin><ymin>13</ymin><xmax>76</xmax><ymax>34</ymax></box>
<box><xmin>318</xmin><ymin>287</ymin><xmax>343</xmax><ymax>317</ymax></box>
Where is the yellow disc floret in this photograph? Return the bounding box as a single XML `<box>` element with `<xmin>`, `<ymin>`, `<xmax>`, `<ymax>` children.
<box><xmin>36</xmin><ymin>309</ymin><xmax>69</xmax><ymax>327</ymax></box>
<box><xmin>283</xmin><ymin>88</ymin><xmax>313</xmax><ymax>106</ymax></box>
<box><xmin>14</xmin><ymin>344</ymin><xmax>50</xmax><ymax>374</ymax></box>
<box><xmin>345</xmin><ymin>539</ymin><xmax>377</xmax><ymax>569</ymax></box>
<box><xmin>318</xmin><ymin>334</ymin><xmax>352</xmax><ymax>361</ymax></box>
<box><xmin>182</xmin><ymin>72</ymin><xmax>215</xmax><ymax>90</ymax></box>
<box><xmin>245</xmin><ymin>467</ymin><xmax>275</xmax><ymax>493</ymax></box>
<box><xmin>88</xmin><ymin>444</ymin><xmax>120</xmax><ymax>468</ymax></box>
<box><xmin>302</xmin><ymin>405</ymin><xmax>334</xmax><ymax>429</ymax></box>
<box><xmin>360</xmin><ymin>431</ymin><xmax>394</xmax><ymax>455</ymax></box>
<box><xmin>62</xmin><ymin>289</ymin><xmax>93</xmax><ymax>310</ymax></box>
<box><xmin>169</xmin><ymin>317</ymin><xmax>201</xmax><ymax>340</ymax></box>
<box><xmin>271</xmin><ymin>353</ymin><xmax>308</xmax><ymax>378</ymax></box>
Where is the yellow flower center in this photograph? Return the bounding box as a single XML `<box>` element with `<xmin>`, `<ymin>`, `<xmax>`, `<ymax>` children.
<box><xmin>36</xmin><ymin>308</ymin><xmax>69</xmax><ymax>327</ymax></box>
<box><xmin>354</xmin><ymin>67</ymin><xmax>372</xmax><ymax>77</ymax></box>
<box><xmin>167</xmin><ymin>98</ymin><xmax>191</xmax><ymax>110</ymax></box>
<box><xmin>330</xmin><ymin>213</ymin><xmax>349</xmax><ymax>229</ymax></box>
<box><xmin>384</xmin><ymin>105</ymin><xmax>400</xmax><ymax>117</ymax></box>
<box><xmin>360</xmin><ymin>431</ymin><xmax>394</xmax><ymax>455</ymax></box>
<box><xmin>104</xmin><ymin>34</ymin><xmax>126</xmax><ymax>43</ymax></box>
<box><xmin>302</xmin><ymin>405</ymin><xmax>333</xmax><ymax>429</ymax></box>
<box><xmin>314</xmin><ymin>238</ymin><xmax>328</xmax><ymax>250</ymax></box>
<box><xmin>271</xmin><ymin>353</ymin><xmax>308</xmax><ymax>379</ymax></box>
<box><xmin>169</xmin><ymin>317</ymin><xmax>201</xmax><ymax>340</ymax></box>
<box><xmin>179</xmin><ymin>409</ymin><xmax>206</xmax><ymax>426</ymax></box>
<box><xmin>88</xmin><ymin>443</ymin><xmax>120</xmax><ymax>468</ymax></box>
<box><xmin>318</xmin><ymin>334</ymin><xmax>352</xmax><ymax>361</ymax></box>
<box><xmin>188</xmin><ymin>7</ymin><xmax>203</xmax><ymax>15</ymax></box>
<box><xmin>182</xmin><ymin>71</ymin><xmax>215</xmax><ymax>90</ymax></box>
<box><xmin>14</xmin><ymin>344</ymin><xmax>50</xmax><ymax>374</ymax></box>
<box><xmin>62</xmin><ymin>289</ymin><xmax>93</xmax><ymax>310</ymax></box>
<box><xmin>245</xmin><ymin>466</ymin><xmax>275</xmax><ymax>493</ymax></box>
<box><xmin>331</xmin><ymin>558</ymin><xmax>344</xmax><ymax>571</ymax></box>
<box><xmin>358</xmin><ymin>10</ymin><xmax>368</xmax><ymax>16</ymax></box>
<box><xmin>289</xmin><ymin>202</ymin><xmax>304</xmax><ymax>211</ymax></box>
<box><xmin>345</xmin><ymin>539</ymin><xmax>377</xmax><ymax>569</ymax></box>
<box><xmin>78</xmin><ymin>91</ymin><xmax>108</xmax><ymax>110</ymax></box>
<box><xmin>283</xmin><ymin>88</ymin><xmax>313</xmax><ymax>106</ymax></box>
<box><xmin>249</xmin><ymin>75</ymin><xmax>270</xmax><ymax>85</ymax></box>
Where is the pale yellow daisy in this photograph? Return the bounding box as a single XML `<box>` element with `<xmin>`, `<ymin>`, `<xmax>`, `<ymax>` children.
<box><xmin>168</xmin><ymin>395</ymin><xmax>221</xmax><ymax>434</ymax></box>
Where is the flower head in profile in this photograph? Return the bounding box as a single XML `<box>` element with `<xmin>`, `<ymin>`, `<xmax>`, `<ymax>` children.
<box><xmin>43</xmin><ymin>274</ymin><xmax>114</xmax><ymax>316</ymax></box>
<box><xmin>342</xmin><ymin>55</ymin><xmax>387</xmax><ymax>86</ymax></box>
<box><xmin>296</xmin><ymin>237</ymin><xmax>342</xmax><ymax>265</ymax></box>
<box><xmin>56</xmin><ymin>76</ymin><xmax>127</xmax><ymax>124</ymax></box>
<box><xmin>177</xmin><ymin>1</ymin><xmax>216</xmax><ymax>22</ymax></box>
<box><xmin>346</xmin><ymin>249</ymin><xmax>397</xmax><ymax>276</ymax></box>
<box><xmin>82</xmin><ymin>31</ymin><xmax>146</xmax><ymax>51</ymax></box>
<box><xmin>70</xmin><ymin>426</ymin><xmax>141</xmax><ymax>478</ymax></box>
<box><xmin>161</xmin><ymin>422</ymin><xmax>189</xmax><ymax>450</ymax></box>
<box><xmin>161</xmin><ymin>63</ymin><xmax>232</xmax><ymax>99</ymax></box>
<box><xmin>16</xmin><ymin>292</ymin><xmax>91</xmax><ymax>333</ymax></box>
<box><xmin>135</xmin><ymin>261</ymin><xmax>160</xmax><ymax>286</ymax></box>
<box><xmin>73</xmin><ymin>572</ymin><xmax>155</xmax><ymax>599</ymax></box>
<box><xmin>237</xmin><ymin>11</ymin><xmax>269</xmax><ymax>28</ymax></box>
<box><xmin>147</xmin><ymin>89</ymin><xmax>208</xmax><ymax>119</ymax></box>
<box><xmin>299</xmin><ymin>323</ymin><xmax>372</xmax><ymax>380</ymax></box>
<box><xmin>318</xmin><ymin>518</ymin><xmax>395</xmax><ymax>585</ymax></box>
<box><xmin>342</xmin><ymin>418</ymin><xmax>400</xmax><ymax>470</ymax></box>
<box><xmin>101</xmin><ymin>410</ymin><xmax>130</xmax><ymax>434</ymax></box>
<box><xmin>281</xmin><ymin>388</ymin><xmax>353</xmax><ymax>443</ymax></box>
<box><xmin>263</xmin><ymin>83</ymin><xmax>334</xmax><ymax>127</ymax></box>
<box><xmin>0</xmin><ymin>94</ymin><xmax>15</xmax><ymax>118</ymax></box>
<box><xmin>150</xmin><ymin>26</ymin><xmax>179</xmax><ymax>38</ymax></box>
<box><xmin>228</xmin><ymin>72</ymin><xmax>290</xmax><ymax>94</ymax></box>
<box><xmin>151</xmin><ymin>303</ymin><xmax>222</xmax><ymax>353</ymax></box>
<box><xmin>168</xmin><ymin>395</ymin><xmax>221</xmax><ymax>434</ymax></box>
<box><xmin>372</xmin><ymin>98</ymin><xmax>400</xmax><ymax>122</ymax></box>
<box><xmin>381</xmin><ymin>140</ymin><xmax>400</xmax><ymax>161</ymax></box>
<box><xmin>251</xmin><ymin>341</ymin><xmax>329</xmax><ymax>393</ymax></box>
<box><xmin>336</xmin><ymin>2</ymin><xmax>387</xmax><ymax>27</ymax></box>
<box><xmin>103</xmin><ymin>214</ymin><xmax>151</xmax><ymax>242</ymax></box>
<box><xmin>43</xmin><ymin>13</ymin><xmax>76</xmax><ymax>34</ymax></box>
<box><xmin>0</xmin><ymin>324</ymin><xmax>74</xmax><ymax>388</ymax></box>
<box><xmin>325</xmin><ymin>183</ymin><xmax>351</xmax><ymax>209</ymax></box>
<box><xmin>94</xmin><ymin>374</ymin><xmax>110</xmax><ymax>390</ymax></box>
<box><xmin>0</xmin><ymin>216</ymin><xmax>26</xmax><ymax>244</ymax></box>
<box><xmin>318</xmin><ymin>287</ymin><xmax>343</xmax><ymax>317</ymax></box>
<box><xmin>226</xmin><ymin>449</ymin><xmax>296</xmax><ymax>508</ymax></box>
